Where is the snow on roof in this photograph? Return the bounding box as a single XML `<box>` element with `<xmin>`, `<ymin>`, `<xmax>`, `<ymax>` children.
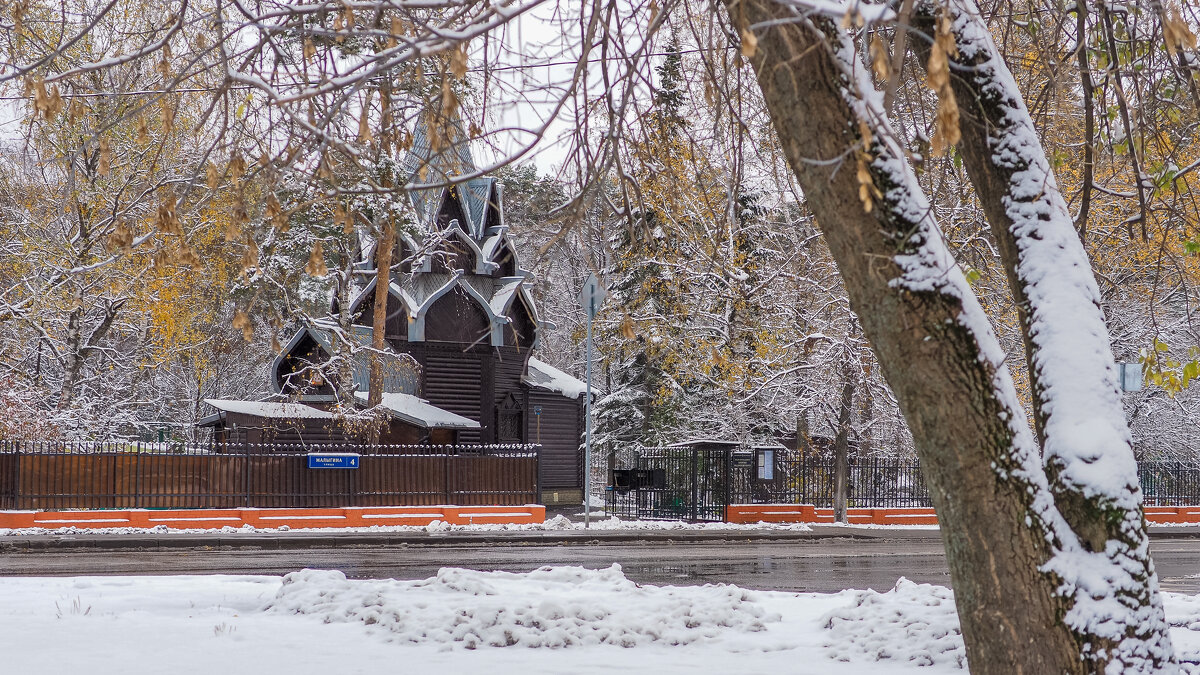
<box><xmin>524</xmin><ymin>357</ymin><xmax>588</xmax><ymax>399</ymax></box>
<box><xmin>203</xmin><ymin>399</ymin><xmax>336</xmax><ymax>419</ymax></box>
<box><xmin>354</xmin><ymin>391</ymin><xmax>480</xmax><ymax>429</ymax></box>
<box><xmin>489</xmin><ymin>277</ymin><xmax>526</xmax><ymax>316</ymax></box>
<box><xmin>665</xmin><ymin>439</ymin><xmax>744</xmax><ymax>448</ymax></box>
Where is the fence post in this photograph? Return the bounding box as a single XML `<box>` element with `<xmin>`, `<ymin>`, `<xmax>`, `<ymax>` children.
<box><xmin>14</xmin><ymin>440</ymin><xmax>21</xmax><ymax>510</ymax></box>
<box><xmin>533</xmin><ymin>444</ymin><xmax>541</xmax><ymax>505</ymax></box>
<box><xmin>691</xmin><ymin>446</ymin><xmax>700</xmax><ymax>521</ymax></box>
<box><xmin>243</xmin><ymin>441</ymin><xmax>251</xmax><ymax>508</ymax></box>
<box><xmin>444</xmin><ymin>446</ymin><xmax>452</xmax><ymax>505</ymax></box>
<box><xmin>134</xmin><ymin>442</ymin><xmax>142</xmax><ymax>509</ymax></box>
<box><xmin>723</xmin><ymin>448</ymin><xmax>731</xmax><ymax>521</ymax></box>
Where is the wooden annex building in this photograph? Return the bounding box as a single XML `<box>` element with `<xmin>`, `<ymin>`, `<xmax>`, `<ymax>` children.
<box><xmin>200</xmin><ymin>115</ymin><xmax>588</xmax><ymax>505</ymax></box>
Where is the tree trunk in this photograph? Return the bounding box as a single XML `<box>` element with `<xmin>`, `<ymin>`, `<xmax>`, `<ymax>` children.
<box><xmin>911</xmin><ymin>2</ymin><xmax>1172</xmax><ymax>667</ymax></box>
<box><xmin>832</xmin><ymin>364</ymin><xmax>854</xmax><ymax>523</ymax></box>
<box><xmin>368</xmin><ymin>214</ymin><xmax>394</xmax><ymax>436</ymax></box>
<box><xmin>58</xmin><ymin>306</ymin><xmax>84</xmax><ymax>410</ymax></box>
<box><xmin>723</xmin><ymin>2</ymin><xmax>1174</xmax><ymax>671</ymax></box>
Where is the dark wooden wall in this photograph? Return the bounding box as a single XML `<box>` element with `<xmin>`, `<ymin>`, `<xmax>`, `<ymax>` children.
<box><xmin>527</xmin><ymin>389</ymin><xmax>584</xmax><ymax>489</ymax></box>
<box><xmin>419</xmin><ymin>344</ymin><xmax>485</xmax><ymax>443</ymax></box>
<box><xmin>215</xmin><ymin>412</ymin><xmax>355</xmax><ymax>445</ymax></box>
<box><xmin>424</xmin><ymin>287</ymin><xmax>490</xmax><ymax>344</ymax></box>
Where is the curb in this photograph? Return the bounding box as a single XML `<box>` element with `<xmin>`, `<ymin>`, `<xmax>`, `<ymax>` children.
<box><xmin>4</xmin><ymin>527</ymin><xmax>1197</xmax><ymax>553</ymax></box>
<box><xmin>0</xmin><ymin>526</ymin><xmax>945</xmax><ymax>552</ymax></box>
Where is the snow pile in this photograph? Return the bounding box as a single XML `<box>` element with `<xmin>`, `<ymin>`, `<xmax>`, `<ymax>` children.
<box><xmin>265</xmin><ymin>565</ymin><xmax>781</xmax><ymax>649</ymax></box>
<box><xmin>822</xmin><ymin>579</ymin><xmax>965</xmax><ymax>669</ymax></box>
<box><xmin>582</xmin><ymin>516</ymin><xmax>812</xmax><ymax>532</ymax></box>
<box><xmin>543</xmin><ymin>514</ymin><xmax>573</xmax><ymax>529</ymax></box>
<box><xmin>1162</xmin><ymin>594</ymin><xmax>1200</xmax><ymax>666</ymax></box>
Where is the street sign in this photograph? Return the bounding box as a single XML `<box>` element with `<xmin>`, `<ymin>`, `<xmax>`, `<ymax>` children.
<box><xmin>307</xmin><ymin>453</ymin><xmax>360</xmax><ymax>469</ymax></box>
<box><xmin>1118</xmin><ymin>362</ymin><xmax>1143</xmax><ymax>392</ymax></box>
<box><xmin>577</xmin><ymin>273</ymin><xmax>607</xmax><ymax>320</ymax></box>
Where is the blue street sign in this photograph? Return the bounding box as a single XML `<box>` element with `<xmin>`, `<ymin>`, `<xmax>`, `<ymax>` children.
<box><xmin>307</xmin><ymin>453</ymin><xmax>360</xmax><ymax>469</ymax></box>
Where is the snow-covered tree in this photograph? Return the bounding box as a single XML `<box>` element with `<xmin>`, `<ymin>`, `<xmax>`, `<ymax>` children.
<box><xmin>730</xmin><ymin>0</ymin><xmax>1174</xmax><ymax>669</ymax></box>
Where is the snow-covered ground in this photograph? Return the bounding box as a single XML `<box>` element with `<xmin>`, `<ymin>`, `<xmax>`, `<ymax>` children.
<box><xmin>5</xmin><ymin>566</ymin><xmax>1200</xmax><ymax>673</ymax></box>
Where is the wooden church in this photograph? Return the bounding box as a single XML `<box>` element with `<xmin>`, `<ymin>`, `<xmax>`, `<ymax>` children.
<box><xmin>200</xmin><ymin>114</ymin><xmax>588</xmax><ymax>505</ymax></box>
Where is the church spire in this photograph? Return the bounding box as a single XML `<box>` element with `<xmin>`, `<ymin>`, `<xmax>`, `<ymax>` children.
<box><xmin>403</xmin><ymin>108</ymin><xmax>475</xmax><ymax>224</ymax></box>
<box><xmin>402</xmin><ymin>107</ymin><xmax>495</xmax><ymax>239</ymax></box>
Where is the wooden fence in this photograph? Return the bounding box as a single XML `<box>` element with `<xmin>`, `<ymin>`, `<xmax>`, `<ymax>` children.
<box><xmin>0</xmin><ymin>440</ymin><xmax>540</xmax><ymax>509</ymax></box>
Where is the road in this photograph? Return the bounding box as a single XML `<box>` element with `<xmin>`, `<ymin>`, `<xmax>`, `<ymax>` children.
<box><xmin>4</xmin><ymin>533</ymin><xmax>1200</xmax><ymax>593</ymax></box>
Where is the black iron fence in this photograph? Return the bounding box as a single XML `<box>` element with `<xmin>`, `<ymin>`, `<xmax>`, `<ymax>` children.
<box><xmin>605</xmin><ymin>446</ymin><xmax>1200</xmax><ymax>521</ymax></box>
<box><xmin>0</xmin><ymin>440</ymin><xmax>540</xmax><ymax>510</ymax></box>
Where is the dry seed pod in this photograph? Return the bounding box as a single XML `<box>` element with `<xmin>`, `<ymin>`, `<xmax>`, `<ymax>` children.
<box><xmin>441</xmin><ymin>79</ymin><xmax>458</xmax><ymax>116</ymax></box>
<box><xmin>855</xmin><ymin>153</ymin><xmax>881</xmax><ymax>213</ymax></box>
<box><xmin>306</xmin><ymin>240</ymin><xmax>328</xmax><ymax>276</ymax></box>
<box><xmin>869</xmin><ymin>35</ymin><xmax>890</xmax><ymax>81</ymax></box>
<box><xmin>232</xmin><ymin>310</ymin><xmax>253</xmax><ymax>341</ymax></box>
<box><xmin>136</xmin><ymin>115</ymin><xmax>150</xmax><ymax>144</ymax></box>
<box><xmin>206</xmin><ymin>160</ymin><xmax>221</xmax><ymax>189</ymax></box>
<box><xmin>740</xmin><ymin>29</ymin><xmax>757</xmax><ymax>59</ymax></box>
<box><xmin>68</xmin><ymin>97</ymin><xmax>85</xmax><ymax>123</ymax></box>
<box><xmin>450</xmin><ymin>43</ymin><xmax>468</xmax><ymax>79</ymax></box>
<box><xmin>177</xmin><ymin>245</ymin><xmax>200</xmax><ymax>268</ymax></box>
<box><xmin>358</xmin><ymin>91</ymin><xmax>373</xmax><ymax>143</ymax></box>
<box><xmin>160</xmin><ymin>98</ymin><xmax>174</xmax><ymax>135</ymax></box>
<box><xmin>97</xmin><ymin>138</ymin><xmax>112</xmax><ymax>176</ymax></box>
<box><xmin>156</xmin><ymin>194</ymin><xmax>180</xmax><ymax>234</ymax></box>
<box><xmin>46</xmin><ymin>84</ymin><xmax>64</xmax><ymax>119</ymax></box>
<box><xmin>229</xmin><ymin>151</ymin><xmax>246</xmax><ymax>183</ymax></box>
<box><xmin>619</xmin><ymin>315</ymin><xmax>636</xmax><ymax>340</ymax></box>
<box><xmin>107</xmin><ymin>219</ymin><xmax>133</xmax><ymax>251</ymax></box>
<box><xmin>240</xmin><ymin>238</ymin><xmax>259</xmax><ymax>277</ymax></box>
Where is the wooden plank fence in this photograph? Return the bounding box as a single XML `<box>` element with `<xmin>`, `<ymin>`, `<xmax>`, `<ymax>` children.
<box><xmin>0</xmin><ymin>441</ymin><xmax>540</xmax><ymax>510</ymax></box>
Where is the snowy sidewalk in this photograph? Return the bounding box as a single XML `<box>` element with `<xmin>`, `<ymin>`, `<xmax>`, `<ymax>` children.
<box><xmin>5</xmin><ymin>565</ymin><xmax>1200</xmax><ymax>674</ymax></box>
<box><xmin>5</xmin><ymin>518</ymin><xmax>1200</xmax><ymax>553</ymax></box>
<box><xmin>0</xmin><ymin>517</ymin><xmax>946</xmax><ymax>549</ymax></box>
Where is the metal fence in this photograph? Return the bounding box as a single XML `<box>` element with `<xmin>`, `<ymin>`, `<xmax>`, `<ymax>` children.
<box><xmin>604</xmin><ymin>446</ymin><xmax>1200</xmax><ymax>521</ymax></box>
<box><xmin>0</xmin><ymin>440</ymin><xmax>540</xmax><ymax>510</ymax></box>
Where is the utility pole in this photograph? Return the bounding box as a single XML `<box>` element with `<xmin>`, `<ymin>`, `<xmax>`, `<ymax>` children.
<box><xmin>577</xmin><ymin>273</ymin><xmax>606</xmax><ymax>528</ymax></box>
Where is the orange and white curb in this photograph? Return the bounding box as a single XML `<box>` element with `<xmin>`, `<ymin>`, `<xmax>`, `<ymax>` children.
<box><xmin>726</xmin><ymin>504</ymin><xmax>1200</xmax><ymax>526</ymax></box>
<box><xmin>0</xmin><ymin>505</ymin><xmax>545</xmax><ymax>530</ymax></box>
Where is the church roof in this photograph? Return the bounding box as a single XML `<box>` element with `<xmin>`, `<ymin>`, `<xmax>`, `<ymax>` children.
<box><xmin>354</xmin><ymin>391</ymin><xmax>480</xmax><ymax>429</ymax></box>
<box><xmin>524</xmin><ymin>358</ymin><xmax>588</xmax><ymax>399</ymax></box>
<box><xmin>335</xmin><ymin>108</ymin><xmax>546</xmax><ymax>350</ymax></box>
<box><xmin>272</xmin><ymin>322</ymin><xmax>420</xmax><ymax>397</ymax></box>
<box><xmin>402</xmin><ymin>113</ymin><xmax>495</xmax><ymax>238</ymax></box>
<box><xmin>202</xmin><ymin>399</ymin><xmax>335</xmax><ymax>420</ymax></box>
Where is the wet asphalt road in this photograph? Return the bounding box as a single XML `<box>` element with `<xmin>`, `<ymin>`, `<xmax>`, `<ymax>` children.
<box><xmin>3</xmin><ymin>534</ymin><xmax>1200</xmax><ymax>593</ymax></box>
